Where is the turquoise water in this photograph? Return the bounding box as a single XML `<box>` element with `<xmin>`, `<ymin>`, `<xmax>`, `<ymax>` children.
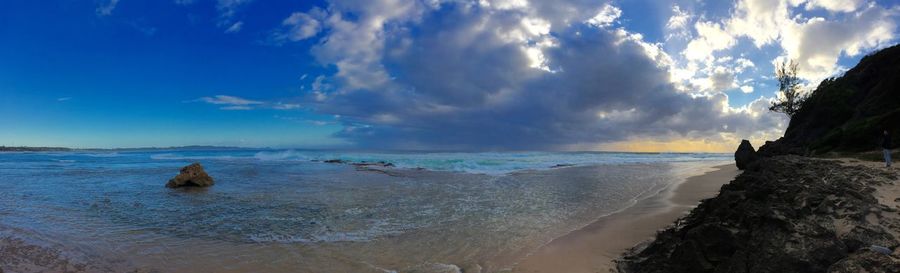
<box><xmin>0</xmin><ymin>149</ymin><xmax>729</xmax><ymax>272</ymax></box>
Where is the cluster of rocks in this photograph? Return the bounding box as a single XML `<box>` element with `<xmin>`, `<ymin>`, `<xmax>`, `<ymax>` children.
<box><xmin>757</xmin><ymin>138</ymin><xmax>807</xmax><ymax>157</ymax></box>
<box><xmin>319</xmin><ymin>159</ymin><xmax>396</xmax><ymax>168</ymax></box>
<box><xmin>318</xmin><ymin>159</ymin><xmax>401</xmax><ymax>176</ymax></box>
<box><xmin>616</xmin><ymin>155</ymin><xmax>900</xmax><ymax>273</ymax></box>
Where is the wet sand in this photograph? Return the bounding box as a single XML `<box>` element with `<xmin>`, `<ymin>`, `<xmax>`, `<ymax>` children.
<box><xmin>513</xmin><ymin>164</ymin><xmax>739</xmax><ymax>273</ymax></box>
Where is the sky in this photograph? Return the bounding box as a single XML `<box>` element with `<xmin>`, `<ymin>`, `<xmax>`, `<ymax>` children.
<box><xmin>1</xmin><ymin>0</ymin><xmax>899</xmax><ymax>151</ymax></box>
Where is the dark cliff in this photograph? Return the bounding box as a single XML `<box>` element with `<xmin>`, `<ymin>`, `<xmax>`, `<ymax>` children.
<box><xmin>773</xmin><ymin>44</ymin><xmax>900</xmax><ymax>154</ymax></box>
<box><xmin>616</xmin><ymin>45</ymin><xmax>900</xmax><ymax>273</ymax></box>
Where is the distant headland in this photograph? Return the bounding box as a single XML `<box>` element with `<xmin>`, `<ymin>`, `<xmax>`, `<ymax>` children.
<box><xmin>0</xmin><ymin>145</ymin><xmax>249</xmax><ymax>152</ymax></box>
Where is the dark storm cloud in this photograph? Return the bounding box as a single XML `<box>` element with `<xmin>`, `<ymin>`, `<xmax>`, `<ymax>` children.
<box><xmin>293</xmin><ymin>1</ymin><xmax>783</xmax><ymax>150</ymax></box>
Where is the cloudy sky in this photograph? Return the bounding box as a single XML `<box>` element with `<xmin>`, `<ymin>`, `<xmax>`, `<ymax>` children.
<box><xmin>2</xmin><ymin>0</ymin><xmax>898</xmax><ymax>151</ymax></box>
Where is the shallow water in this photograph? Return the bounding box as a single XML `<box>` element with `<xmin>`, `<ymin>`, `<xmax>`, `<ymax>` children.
<box><xmin>0</xmin><ymin>150</ymin><xmax>728</xmax><ymax>272</ymax></box>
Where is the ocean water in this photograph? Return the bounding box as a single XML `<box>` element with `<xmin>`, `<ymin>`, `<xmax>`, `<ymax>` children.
<box><xmin>0</xmin><ymin>149</ymin><xmax>729</xmax><ymax>272</ymax></box>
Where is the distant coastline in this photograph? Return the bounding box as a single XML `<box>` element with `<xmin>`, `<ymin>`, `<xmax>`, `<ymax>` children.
<box><xmin>0</xmin><ymin>146</ymin><xmax>72</xmax><ymax>152</ymax></box>
<box><xmin>0</xmin><ymin>145</ymin><xmax>249</xmax><ymax>152</ymax></box>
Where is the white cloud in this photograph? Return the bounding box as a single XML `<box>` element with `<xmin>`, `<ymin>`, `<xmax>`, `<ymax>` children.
<box><xmin>675</xmin><ymin>0</ymin><xmax>898</xmax><ymax>89</ymax></box>
<box><xmin>667</xmin><ymin>5</ymin><xmax>691</xmax><ymax>30</ymax></box>
<box><xmin>683</xmin><ymin>21</ymin><xmax>735</xmax><ymax>61</ymax></box>
<box><xmin>195</xmin><ymin>95</ymin><xmax>308</xmax><ymax>111</ymax></box>
<box><xmin>725</xmin><ymin>0</ymin><xmax>797</xmax><ymax>47</ymax></box>
<box><xmin>780</xmin><ymin>5</ymin><xmax>898</xmax><ymax>81</ymax></box>
<box><xmin>272</xmin><ymin>103</ymin><xmax>302</xmax><ymax>110</ymax></box>
<box><xmin>96</xmin><ymin>0</ymin><xmax>120</xmax><ymax>16</ymax></box>
<box><xmin>666</xmin><ymin>5</ymin><xmax>692</xmax><ymax>40</ymax></box>
<box><xmin>216</xmin><ymin>0</ymin><xmax>251</xmax><ymax>18</ymax></box>
<box><xmin>254</xmin><ymin>0</ymin><xmax>894</xmax><ymax>150</ymax></box>
<box><xmin>57</xmin><ymin>97</ymin><xmax>72</xmax><ymax>102</ymax></box>
<box><xmin>199</xmin><ymin>95</ymin><xmax>262</xmax><ymax>105</ymax></box>
<box><xmin>220</xmin><ymin>105</ymin><xmax>253</xmax><ymax>110</ymax></box>
<box><xmin>734</xmin><ymin>58</ymin><xmax>756</xmax><ymax>73</ymax></box>
<box><xmin>275</xmin><ymin>9</ymin><xmax>325</xmax><ymax>42</ymax></box>
<box><xmin>215</xmin><ymin>0</ymin><xmax>252</xmax><ymax>29</ymax></box>
<box><xmin>225</xmin><ymin>21</ymin><xmax>243</xmax><ymax>33</ymax></box>
<box><xmin>587</xmin><ymin>4</ymin><xmax>622</xmax><ymax>27</ymax></box>
<box><xmin>805</xmin><ymin>0</ymin><xmax>864</xmax><ymax>12</ymax></box>
<box><xmin>269</xmin><ymin>1</ymin><xmax>789</xmax><ymax>150</ymax></box>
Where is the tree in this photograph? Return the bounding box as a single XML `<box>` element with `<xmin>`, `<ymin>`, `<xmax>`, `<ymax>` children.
<box><xmin>769</xmin><ymin>59</ymin><xmax>807</xmax><ymax>118</ymax></box>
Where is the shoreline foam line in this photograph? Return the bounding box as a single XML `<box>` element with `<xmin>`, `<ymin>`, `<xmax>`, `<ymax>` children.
<box><xmin>512</xmin><ymin>163</ymin><xmax>738</xmax><ymax>273</ymax></box>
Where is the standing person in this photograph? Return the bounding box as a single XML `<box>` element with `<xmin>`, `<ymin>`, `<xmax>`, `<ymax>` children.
<box><xmin>884</xmin><ymin>130</ymin><xmax>892</xmax><ymax>167</ymax></box>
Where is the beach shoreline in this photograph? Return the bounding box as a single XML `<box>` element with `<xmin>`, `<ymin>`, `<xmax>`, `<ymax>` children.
<box><xmin>0</xmin><ymin>151</ymin><xmax>734</xmax><ymax>273</ymax></box>
<box><xmin>512</xmin><ymin>164</ymin><xmax>739</xmax><ymax>273</ymax></box>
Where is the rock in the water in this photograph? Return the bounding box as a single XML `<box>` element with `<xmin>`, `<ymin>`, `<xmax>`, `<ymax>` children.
<box><xmin>734</xmin><ymin>139</ymin><xmax>758</xmax><ymax>170</ymax></box>
<box><xmin>165</xmin><ymin>163</ymin><xmax>214</xmax><ymax>188</ymax></box>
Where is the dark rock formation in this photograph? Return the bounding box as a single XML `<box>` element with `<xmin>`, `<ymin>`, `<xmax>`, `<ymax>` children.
<box><xmin>768</xmin><ymin>44</ymin><xmax>900</xmax><ymax>155</ymax></box>
<box><xmin>616</xmin><ymin>156</ymin><xmax>900</xmax><ymax>273</ymax></box>
<box><xmin>351</xmin><ymin>161</ymin><xmax>395</xmax><ymax>168</ymax></box>
<box><xmin>165</xmin><ymin>163</ymin><xmax>214</xmax><ymax>188</ymax></box>
<box><xmin>757</xmin><ymin>138</ymin><xmax>807</xmax><ymax>157</ymax></box>
<box><xmin>319</xmin><ymin>159</ymin><xmax>400</xmax><ymax>176</ymax></box>
<box><xmin>734</xmin><ymin>139</ymin><xmax>758</xmax><ymax>170</ymax></box>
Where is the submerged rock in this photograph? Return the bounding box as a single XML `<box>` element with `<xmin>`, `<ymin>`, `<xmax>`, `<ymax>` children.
<box><xmin>734</xmin><ymin>139</ymin><xmax>758</xmax><ymax>170</ymax></box>
<box><xmin>165</xmin><ymin>163</ymin><xmax>214</xmax><ymax>188</ymax></box>
<box><xmin>351</xmin><ymin>161</ymin><xmax>395</xmax><ymax>168</ymax></box>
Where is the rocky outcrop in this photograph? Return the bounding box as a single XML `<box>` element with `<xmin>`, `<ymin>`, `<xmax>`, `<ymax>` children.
<box><xmin>616</xmin><ymin>156</ymin><xmax>900</xmax><ymax>273</ymax></box>
<box><xmin>165</xmin><ymin>163</ymin><xmax>214</xmax><ymax>188</ymax></box>
<box><xmin>318</xmin><ymin>159</ymin><xmax>400</xmax><ymax>176</ymax></box>
<box><xmin>734</xmin><ymin>140</ymin><xmax>758</xmax><ymax>170</ymax></box>
<box><xmin>757</xmin><ymin>138</ymin><xmax>807</xmax><ymax>157</ymax></box>
<box><xmin>351</xmin><ymin>161</ymin><xmax>395</xmax><ymax>168</ymax></box>
<box><xmin>320</xmin><ymin>159</ymin><xmax>395</xmax><ymax>168</ymax></box>
<box><xmin>772</xmin><ymin>44</ymin><xmax>900</xmax><ymax>154</ymax></box>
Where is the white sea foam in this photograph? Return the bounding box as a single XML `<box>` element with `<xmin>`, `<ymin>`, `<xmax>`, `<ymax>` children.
<box><xmin>408</xmin><ymin>263</ymin><xmax>463</xmax><ymax>273</ymax></box>
<box><xmin>139</xmin><ymin>149</ymin><xmax>729</xmax><ymax>175</ymax></box>
<box><xmin>277</xmin><ymin>151</ymin><xmax>730</xmax><ymax>175</ymax></box>
<box><xmin>247</xmin><ymin>218</ymin><xmax>422</xmax><ymax>243</ymax></box>
<box><xmin>149</xmin><ymin>153</ymin><xmax>237</xmax><ymax>161</ymax></box>
<box><xmin>83</xmin><ymin>152</ymin><xmax>121</xmax><ymax>157</ymax></box>
<box><xmin>253</xmin><ymin>150</ymin><xmax>311</xmax><ymax>161</ymax></box>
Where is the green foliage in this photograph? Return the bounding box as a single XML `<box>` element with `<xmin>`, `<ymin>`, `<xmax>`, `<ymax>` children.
<box><xmin>781</xmin><ymin>44</ymin><xmax>900</xmax><ymax>154</ymax></box>
<box><xmin>810</xmin><ymin>109</ymin><xmax>900</xmax><ymax>152</ymax></box>
<box><xmin>769</xmin><ymin>60</ymin><xmax>808</xmax><ymax>118</ymax></box>
<box><xmin>802</xmin><ymin>81</ymin><xmax>855</xmax><ymax>124</ymax></box>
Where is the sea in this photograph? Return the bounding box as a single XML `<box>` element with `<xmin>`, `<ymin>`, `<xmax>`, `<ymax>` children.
<box><xmin>0</xmin><ymin>149</ymin><xmax>730</xmax><ymax>273</ymax></box>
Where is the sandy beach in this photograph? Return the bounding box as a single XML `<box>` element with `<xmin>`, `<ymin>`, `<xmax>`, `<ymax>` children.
<box><xmin>513</xmin><ymin>164</ymin><xmax>739</xmax><ymax>273</ymax></box>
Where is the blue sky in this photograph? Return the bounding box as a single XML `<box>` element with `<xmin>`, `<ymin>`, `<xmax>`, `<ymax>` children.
<box><xmin>2</xmin><ymin>0</ymin><xmax>898</xmax><ymax>151</ymax></box>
